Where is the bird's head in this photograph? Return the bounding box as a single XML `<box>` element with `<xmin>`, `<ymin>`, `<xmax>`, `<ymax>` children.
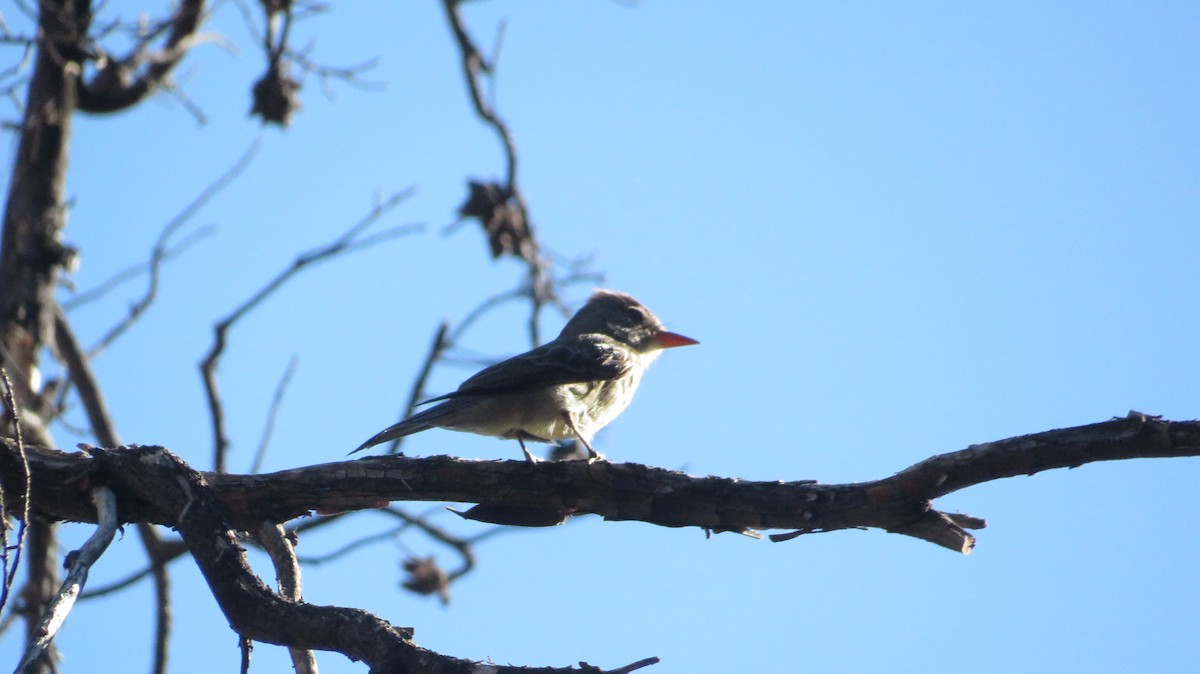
<box><xmin>560</xmin><ymin>289</ymin><xmax>698</xmax><ymax>353</ymax></box>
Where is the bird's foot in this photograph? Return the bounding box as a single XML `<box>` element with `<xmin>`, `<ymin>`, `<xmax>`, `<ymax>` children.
<box><xmin>562</xmin><ymin>413</ymin><xmax>606</xmax><ymax>462</ymax></box>
<box><xmin>517</xmin><ymin>437</ymin><xmax>541</xmax><ymax>463</ymax></box>
<box><xmin>580</xmin><ymin>439</ymin><xmax>606</xmax><ymax>463</ymax></box>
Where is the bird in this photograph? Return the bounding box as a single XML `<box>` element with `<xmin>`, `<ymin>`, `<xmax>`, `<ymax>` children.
<box><xmin>352</xmin><ymin>289</ymin><xmax>698</xmax><ymax>462</ymax></box>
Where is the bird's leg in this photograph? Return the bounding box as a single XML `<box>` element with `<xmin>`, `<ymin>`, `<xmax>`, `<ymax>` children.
<box><xmin>517</xmin><ymin>436</ymin><xmax>540</xmax><ymax>464</ymax></box>
<box><xmin>561</xmin><ymin>412</ymin><xmax>605</xmax><ymax>462</ymax></box>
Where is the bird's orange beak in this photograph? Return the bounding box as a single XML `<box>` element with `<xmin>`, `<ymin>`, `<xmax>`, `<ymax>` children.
<box><xmin>654</xmin><ymin>330</ymin><xmax>699</xmax><ymax>349</ymax></box>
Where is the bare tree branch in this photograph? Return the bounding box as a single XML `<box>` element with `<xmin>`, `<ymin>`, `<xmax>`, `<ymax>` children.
<box><xmin>2</xmin><ymin>414</ymin><xmax>1195</xmax><ymax>667</ymax></box>
<box><xmin>246</xmin><ymin>0</ymin><xmax>380</xmax><ymax>125</ymax></box>
<box><xmin>51</xmin><ymin>309</ymin><xmax>174</xmax><ymax>674</ymax></box>
<box><xmin>383</xmin><ymin>322</ymin><xmax>448</xmax><ymax>456</ymax></box>
<box><xmin>251</xmin><ymin>354</ymin><xmax>299</xmax><ymax>474</ymax></box>
<box><xmin>0</xmin><ymin>7</ymin><xmax>92</xmax><ymax>661</ymax></box>
<box><xmin>288</xmin><ymin>47</ymin><xmax>382</xmax><ymax>99</ymax></box>
<box><xmin>62</xmin><ymin>139</ymin><xmax>259</xmax><ymax>357</ymax></box>
<box><xmin>383</xmin><ymin>506</ymin><xmax>476</xmax><ymax>585</ymax></box>
<box><xmin>83</xmin><ymin>444</ymin><xmax>658</xmax><ymax>673</ymax></box>
<box><xmin>0</xmin><ymin>367</ymin><xmax>31</xmax><ymax>611</ymax></box>
<box><xmin>5</xmin><ymin>414</ymin><xmax>1198</xmax><ymax>554</ymax></box>
<box><xmin>79</xmin><ymin>539</ymin><xmax>185</xmax><ymax>600</ymax></box>
<box><xmin>201</xmin><ymin>188</ymin><xmax>419</xmax><ymax>472</ymax></box>
<box><xmin>59</xmin><ymin>225</ymin><xmax>213</xmax><ymax>313</ymax></box>
<box><xmin>0</xmin><ymin>38</ymin><xmax>34</xmax><ymax>113</ymax></box>
<box><xmin>144</xmin><ymin>527</ymin><xmax>172</xmax><ymax>674</ymax></box>
<box><xmin>255</xmin><ymin>522</ymin><xmax>316</xmax><ymax>674</ymax></box>
<box><xmin>16</xmin><ymin>486</ymin><xmax>118</xmax><ymax>673</ymax></box>
<box><xmin>292</xmin><ymin>503</ymin><xmax>475</xmax><ymax>597</ymax></box>
<box><xmin>440</xmin><ymin>0</ymin><xmax>517</xmax><ymax>194</ymax></box>
<box><xmin>75</xmin><ymin>0</ymin><xmax>207</xmax><ymax>114</ymax></box>
<box><xmin>295</xmin><ymin>521</ymin><xmax>406</xmax><ymax>567</ymax></box>
<box><xmin>51</xmin><ymin>308</ymin><xmax>111</xmax><ymax>439</ymax></box>
<box><xmin>440</xmin><ymin>0</ymin><xmax>554</xmax><ymax>345</ymax></box>
<box><xmin>17</xmin><ymin>519</ymin><xmax>58</xmax><ymax>673</ymax></box>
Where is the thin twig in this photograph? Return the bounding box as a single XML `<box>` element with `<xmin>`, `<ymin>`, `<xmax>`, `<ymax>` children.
<box><xmin>289</xmin><ymin>47</ymin><xmax>383</xmax><ymax>98</ymax></box>
<box><xmin>0</xmin><ymin>39</ymin><xmax>34</xmax><ymax>86</ymax></box>
<box><xmin>16</xmin><ymin>487</ymin><xmax>119</xmax><ymax>673</ymax></box>
<box><xmin>61</xmin><ymin>225</ymin><xmax>214</xmax><ymax>312</ymax></box>
<box><xmin>294</xmin><ymin>505</ymin><xmax>480</xmax><ymax>591</ymax></box>
<box><xmin>0</xmin><ymin>608</ymin><xmax>19</xmax><ymax>639</ymax></box>
<box><xmin>440</xmin><ymin>0</ymin><xmax>517</xmax><ymax>188</ymax></box>
<box><xmin>384</xmin><ymin>323</ymin><xmax>448</xmax><ymax>456</ymax></box>
<box><xmin>448</xmin><ymin>288</ymin><xmax>526</xmax><ymax>344</ymax></box>
<box><xmin>439</xmin><ymin>0</ymin><xmax>554</xmax><ymax>346</ymax></box>
<box><xmin>382</xmin><ymin>506</ymin><xmax>475</xmax><ymax>582</ymax></box>
<box><xmin>251</xmin><ymin>355</ymin><xmax>299</xmax><ymax>474</ymax></box>
<box><xmin>76</xmin><ymin>537</ymin><xmax>184</xmax><ymax>600</ymax></box>
<box><xmin>146</xmin><ymin>527</ymin><xmax>171</xmax><ymax>674</ymax></box>
<box><xmin>0</xmin><ymin>368</ymin><xmax>31</xmax><ymax>611</ymax></box>
<box><xmin>202</xmin><ymin>188</ymin><xmax>419</xmax><ymax>472</ymax></box>
<box><xmin>296</xmin><ymin>526</ymin><xmax>404</xmax><ymax>566</ymax></box>
<box><xmin>79</xmin><ymin>564</ymin><xmax>153</xmax><ymax>598</ymax></box>
<box><xmin>162</xmin><ymin>68</ymin><xmax>210</xmax><ymax>125</ymax></box>
<box><xmin>75</xmin><ymin>0</ymin><xmax>207</xmax><ymax>114</ymax></box>
<box><xmin>292</xmin><ymin>505</ymin><xmax>438</xmax><ymax>566</ymax></box>
<box><xmin>52</xmin><ymin>309</ymin><xmax>114</xmax><ymax>443</ymax></box>
<box><xmin>83</xmin><ymin>139</ymin><xmax>260</xmax><ymax>357</ymax></box>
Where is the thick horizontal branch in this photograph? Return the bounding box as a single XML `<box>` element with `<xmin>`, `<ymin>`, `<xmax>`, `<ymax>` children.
<box><xmin>2</xmin><ymin>414</ymin><xmax>1197</xmax><ymax>554</ymax></box>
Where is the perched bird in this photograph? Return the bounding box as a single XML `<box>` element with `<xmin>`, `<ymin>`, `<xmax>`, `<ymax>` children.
<box><xmin>353</xmin><ymin>289</ymin><xmax>698</xmax><ymax>461</ymax></box>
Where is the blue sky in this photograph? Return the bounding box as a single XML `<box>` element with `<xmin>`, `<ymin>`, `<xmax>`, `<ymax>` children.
<box><xmin>2</xmin><ymin>2</ymin><xmax>1198</xmax><ymax>672</ymax></box>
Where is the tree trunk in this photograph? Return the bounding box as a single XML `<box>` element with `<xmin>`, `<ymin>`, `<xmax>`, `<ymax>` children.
<box><xmin>0</xmin><ymin>0</ymin><xmax>88</xmax><ymax>415</ymax></box>
<box><xmin>1</xmin><ymin>3</ymin><xmax>90</xmax><ymax>672</ymax></box>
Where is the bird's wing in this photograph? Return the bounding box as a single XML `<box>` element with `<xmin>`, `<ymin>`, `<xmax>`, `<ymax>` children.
<box><xmin>426</xmin><ymin>334</ymin><xmax>635</xmax><ymax>401</ymax></box>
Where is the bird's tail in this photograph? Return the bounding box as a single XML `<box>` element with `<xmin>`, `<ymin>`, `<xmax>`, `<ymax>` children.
<box><xmin>350</xmin><ymin>418</ymin><xmax>430</xmax><ymax>454</ymax></box>
<box><xmin>349</xmin><ymin>400</ymin><xmax>461</xmax><ymax>454</ymax></box>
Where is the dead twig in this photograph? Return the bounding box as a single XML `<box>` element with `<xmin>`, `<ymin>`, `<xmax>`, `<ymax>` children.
<box><xmin>75</xmin><ymin>0</ymin><xmax>207</xmax><ymax>114</ymax></box>
<box><xmin>440</xmin><ymin>0</ymin><xmax>554</xmax><ymax>346</ymax></box>
<box><xmin>60</xmin><ymin>225</ymin><xmax>214</xmax><ymax>313</ymax></box>
<box><xmin>76</xmin><ymin>139</ymin><xmax>260</xmax><ymax>357</ymax></box>
<box><xmin>384</xmin><ymin>323</ymin><xmax>448</xmax><ymax>456</ymax></box>
<box><xmin>202</xmin><ymin>188</ymin><xmax>419</xmax><ymax>472</ymax></box>
<box><xmin>250</xmin><ymin>355</ymin><xmax>299</xmax><ymax>474</ymax></box>
<box><xmin>383</xmin><ymin>506</ymin><xmax>475</xmax><ymax>584</ymax></box>
<box><xmin>248</xmin><ymin>0</ymin><xmax>380</xmax><ymax>125</ymax></box>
